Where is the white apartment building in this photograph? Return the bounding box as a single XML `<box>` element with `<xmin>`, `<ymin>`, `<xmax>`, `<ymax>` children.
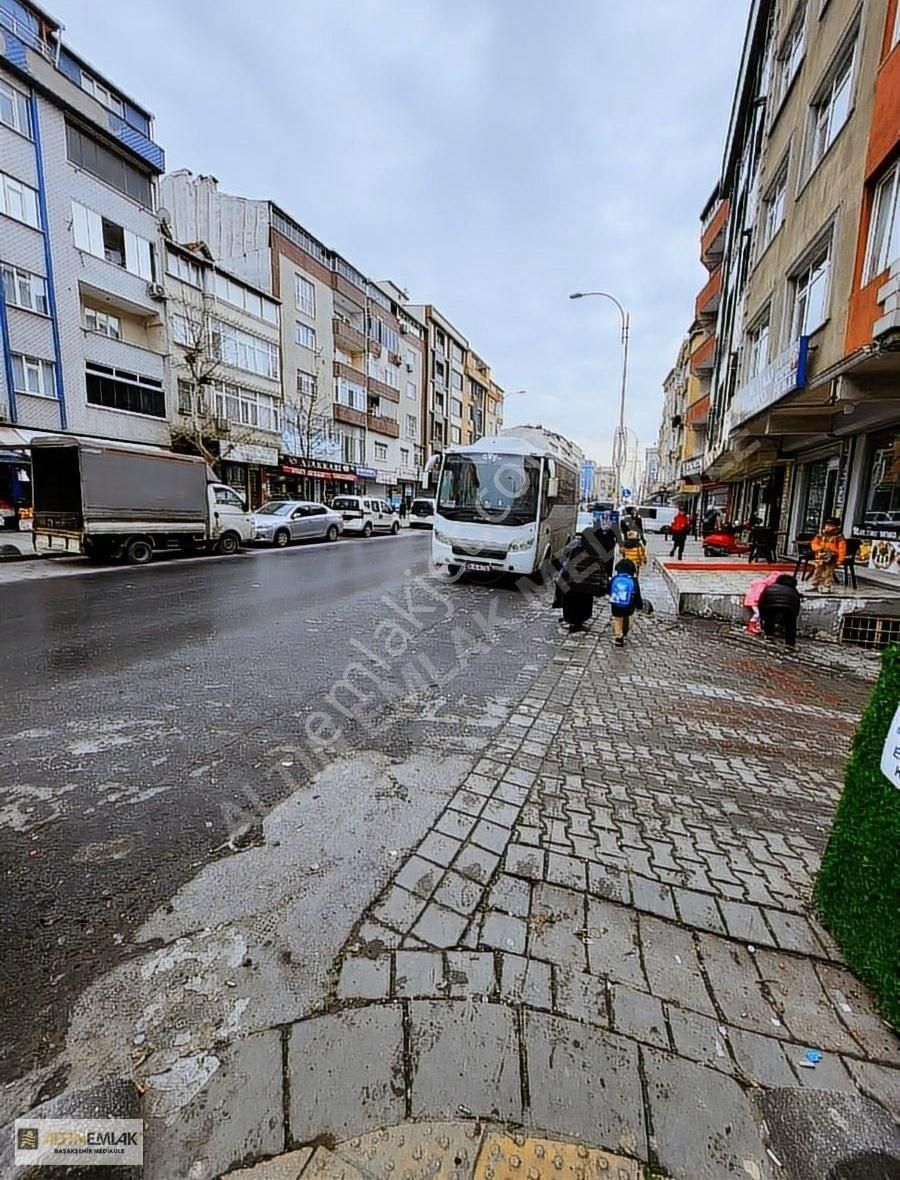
<box><xmin>406</xmin><ymin>304</ymin><xmax>469</xmax><ymax>461</ymax></box>
<box><xmin>163</xmin><ymin>239</ymin><xmax>282</xmax><ymax>508</ymax></box>
<box><xmin>0</xmin><ymin>0</ymin><xmax>167</xmax><ymax>477</ymax></box>
<box><xmin>375</xmin><ymin>282</ymin><xmax>426</xmax><ymax>503</ymax></box>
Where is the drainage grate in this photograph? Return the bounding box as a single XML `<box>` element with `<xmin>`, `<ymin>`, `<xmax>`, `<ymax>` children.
<box><xmin>840</xmin><ymin>613</ymin><xmax>900</xmax><ymax>650</ymax></box>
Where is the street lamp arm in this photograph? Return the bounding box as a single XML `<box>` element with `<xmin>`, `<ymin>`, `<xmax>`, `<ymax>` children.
<box><xmin>569</xmin><ymin>290</ymin><xmax>628</xmax><ymax>334</ymax></box>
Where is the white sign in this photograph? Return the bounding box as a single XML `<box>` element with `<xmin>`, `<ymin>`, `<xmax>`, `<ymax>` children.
<box><xmin>727</xmin><ymin>337</ymin><xmax>809</xmax><ymax>432</ymax></box>
<box><xmin>681</xmin><ymin>456</ymin><xmax>703</xmax><ymax>477</ymax></box>
<box><xmin>225</xmin><ymin>443</ymin><xmax>279</xmax><ymax>466</ymax></box>
<box><xmin>881</xmin><ymin>705</ymin><xmax>900</xmax><ymax>789</ymax></box>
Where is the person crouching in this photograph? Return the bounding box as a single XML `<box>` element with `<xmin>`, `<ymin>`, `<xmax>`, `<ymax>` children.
<box><xmin>609</xmin><ymin>557</ymin><xmax>643</xmax><ymax>647</ymax></box>
<box><xmin>554</xmin><ymin>527</ymin><xmax>613</xmax><ymax>632</ymax></box>
<box><xmin>758</xmin><ymin>573</ymin><xmax>802</xmax><ymax>652</ymax></box>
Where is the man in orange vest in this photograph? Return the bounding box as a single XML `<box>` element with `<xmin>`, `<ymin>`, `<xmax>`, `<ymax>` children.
<box><xmin>810</xmin><ymin>517</ymin><xmax>847</xmax><ymax>593</ymax></box>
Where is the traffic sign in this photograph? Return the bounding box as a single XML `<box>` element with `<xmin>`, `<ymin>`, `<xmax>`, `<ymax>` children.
<box><xmin>621</xmin><ymin>487</ymin><xmax>633</xmax><ymax>500</ymax></box>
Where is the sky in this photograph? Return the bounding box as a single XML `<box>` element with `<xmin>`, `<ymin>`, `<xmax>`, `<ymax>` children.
<box><xmin>52</xmin><ymin>0</ymin><xmax>748</xmax><ymax>471</ymax></box>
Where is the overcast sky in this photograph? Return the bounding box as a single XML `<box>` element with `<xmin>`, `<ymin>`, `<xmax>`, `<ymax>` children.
<box><xmin>53</xmin><ymin>0</ymin><xmax>747</xmax><ymax>472</ymax></box>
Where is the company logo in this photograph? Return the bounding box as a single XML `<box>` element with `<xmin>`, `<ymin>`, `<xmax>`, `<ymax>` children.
<box><xmin>15</xmin><ymin>1118</ymin><xmax>143</xmax><ymax>1167</ymax></box>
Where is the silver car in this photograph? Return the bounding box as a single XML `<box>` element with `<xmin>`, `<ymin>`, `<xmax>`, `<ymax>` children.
<box><xmin>252</xmin><ymin>500</ymin><xmax>343</xmax><ymax>547</ymax></box>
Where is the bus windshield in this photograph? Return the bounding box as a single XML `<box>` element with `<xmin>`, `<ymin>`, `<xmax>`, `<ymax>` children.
<box><xmin>437</xmin><ymin>453</ymin><xmax>542</xmax><ymax>524</ymax></box>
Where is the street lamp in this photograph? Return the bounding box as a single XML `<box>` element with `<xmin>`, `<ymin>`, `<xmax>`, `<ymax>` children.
<box><xmin>569</xmin><ymin>291</ymin><xmax>630</xmax><ymax>502</ymax></box>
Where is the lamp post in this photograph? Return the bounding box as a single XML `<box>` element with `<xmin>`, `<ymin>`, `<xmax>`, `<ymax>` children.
<box><xmin>569</xmin><ymin>291</ymin><xmax>630</xmax><ymax>503</ymax></box>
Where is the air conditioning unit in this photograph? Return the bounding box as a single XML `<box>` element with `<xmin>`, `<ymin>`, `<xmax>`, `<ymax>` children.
<box><xmin>147</xmin><ymin>282</ymin><xmax>166</xmax><ymax>301</ymax></box>
<box><xmin>216</xmin><ymin>417</ymin><xmax>230</xmax><ymax>433</ymax></box>
<box><xmin>399</xmin><ymin>324</ymin><xmax>408</xmax><ymax>334</ymax></box>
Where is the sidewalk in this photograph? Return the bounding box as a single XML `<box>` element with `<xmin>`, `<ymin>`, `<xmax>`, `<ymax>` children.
<box><xmin>4</xmin><ymin>566</ymin><xmax>898</xmax><ymax>1179</ymax></box>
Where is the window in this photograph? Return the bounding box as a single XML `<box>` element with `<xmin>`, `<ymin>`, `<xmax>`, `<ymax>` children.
<box><xmin>405</xmin><ymin>413</ymin><xmax>417</xmax><ymax>439</ymax></box>
<box><xmin>790</xmin><ymin>232</ymin><xmax>833</xmax><ymax>338</ymax></box>
<box><xmin>406</xmin><ymin>381</ymin><xmax>417</xmax><ymax>400</ymax></box>
<box><xmin>66</xmin><ymin>123</ymin><xmax>152</xmax><ymax>207</ymax></box>
<box><xmin>214</xmin><ymin>486</ymin><xmax>245</xmax><ymax>508</ymax></box>
<box><xmin>296</xmin><ymin>322</ymin><xmax>317</xmax><ymax>350</ymax></box>
<box><xmin>211</xmin><ymin>319</ymin><xmax>280</xmax><ymax>379</ymax></box>
<box><xmin>1</xmin><ymin>264</ymin><xmax>48</xmax><ymax>314</ymax></box>
<box><xmin>865</xmin><ymin>162</ymin><xmax>900</xmax><ymax>281</ymax></box>
<box><xmin>381</xmin><ymin>365</ymin><xmax>400</xmax><ymax>390</ymax></box>
<box><xmin>84</xmin><ymin>306</ymin><xmax>121</xmax><ymax>339</ymax></box>
<box><xmin>773</xmin><ymin>7</ymin><xmax>805</xmax><ymax>107</ymax></box>
<box><xmin>400</xmin><ymin>447</ymin><xmax>410</xmax><ymax>466</ymax></box>
<box><xmin>806</xmin><ymin>35</ymin><xmax>856</xmax><ymax>174</ymax></box>
<box><xmin>177</xmin><ymin>378</ymin><xmax>204</xmax><ymax>415</ymax></box>
<box><xmin>405</xmin><ymin>350</ymin><xmax>415</xmax><ymax>368</ymax></box>
<box><xmin>167</xmin><ymin>250</ymin><xmax>203</xmax><ymax>287</ymax></box>
<box><xmin>71</xmin><ymin>202</ymin><xmax>155</xmax><ymax>279</ymax></box>
<box><xmin>335</xmin><ymin>380</ymin><xmax>366</xmax><ymax>411</ymax></box>
<box><xmin>450</xmin><ymin>343</ymin><xmax>464</xmax><ymax>365</ymax></box>
<box><xmin>79</xmin><ymin>69</ymin><xmax>124</xmax><ymax>116</ymax></box>
<box><xmin>374</xmin><ymin>442</ymin><xmax>388</xmax><ymax>462</ymax></box>
<box><xmin>1</xmin><ymin>171</ymin><xmax>39</xmax><ymax>227</ymax></box>
<box><xmin>298</xmin><ymin>370</ymin><xmax>317</xmax><ymax>400</ymax></box>
<box><xmin>86</xmin><ymin>362</ymin><xmax>165</xmax><ymax>417</ymax></box>
<box><xmin>760</xmin><ymin>161</ymin><xmax>787</xmax><ymax>251</ymax></box>
<box><xmin>0</xmin><ymin>79</ymin><xmax>31</xmax><ymax>136</ymax></box>
<box><xmin>451</xmin><ymin>398</ymin><xmax>463</xmax><ymax>418</ymax></box>
<box><xmin>212</xmin><ymin>272</ymin><xmax>277</xmax><ymax>323</ymax></box>
<box><xmin>295</xmin><ymin>274</ymin><xmax>315</xmax><ymax>316</ymax></box>
<box><xmin>213</xmin><ymin>381</ymin><xmax>281</xmax><ymax>431</ymax></box>
<box><xmin>451</xmin><ymin>370</ymin><xmax>463</xmax><ymax>390</ymax></box>
<box><xmin>338</xmin><ymin>429</ymin><xmax>365</xmax><ymax>464</ymax></box>
<box><xmin>451</xmin><ymin>426</ymin><xmax>462</xmax><ymax>444</ymax></box>
<box><xmin>368</xmin><ymin>316</ymin><xmax>399</xmax><ymax>354</ymax></box>
<box><xmin>11</xmin><ymin>353</ymin><xmax>55</xmax><ymax>397</ymax></box>
<box><xmin>746</xmin><ymin>312</ymin><xmax>771</xmax><ymax>379</ymax></box>
<box><xmin>860</xmin><ymin>428</ymin><xmax>900</xmax><ymax>525</ymax></box>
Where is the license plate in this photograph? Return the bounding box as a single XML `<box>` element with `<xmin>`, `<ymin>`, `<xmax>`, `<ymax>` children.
<box><xmin>466</xmin><ymin>562</ymin><xmax>492</xmax><ymax>571</ymax></box>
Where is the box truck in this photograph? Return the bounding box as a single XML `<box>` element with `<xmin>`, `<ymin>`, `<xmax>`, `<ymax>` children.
<box><xmin>31</xmin><ymin>437</ymin><xmax>255</xmax><ymax>565</ymax></box>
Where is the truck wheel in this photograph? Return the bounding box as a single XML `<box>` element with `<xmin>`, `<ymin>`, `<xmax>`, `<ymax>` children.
<box><xmin>326</xmin><ymin>525</ymin><xmax>339</xmax><ymax>542</ymax></box>
<box><xmin>273</xmin><ymin>529</ymin><xmax>290</xmax><ymax>548</ymax></box>
<box><xmin>362</xmin><ymin>522</ymin><xmax>373</xmax><ymax>538</ymax></box>
<box><xmin>216</xmin><ymin>531</ymin><xmax>240</xmax><ymax>556</ymax></box>
<box><xmin>125</xmin><ymin>538</ymin><xmax>153</xmax><ymax>566</ymax></box>
<box><xmin>391</xmin><ymin>521</ymin><xmax>400</xmax><ymax>535</ymax></box>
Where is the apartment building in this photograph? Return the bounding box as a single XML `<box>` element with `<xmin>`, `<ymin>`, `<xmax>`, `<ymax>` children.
<box><xmin>163</xmin><ymin>238</ymin><xmax>282</xmax><ymax>508</ymax></box>
<box><xmin>0</xmin><ymin>0</ymin><xmax>167</xmax><ymax>512</ymax></box>
<box><xmin>656</xmin><ymin>338</ymin><xmax>690</xmax><ymax>502</ymax></box>
<box><xmin>161</xmin><ymin>172</ymin><xmax>412</xmax><ymax>502</ymax></box>
<box><xmin>700</xmin><ymin>0</ymin><xmax>899</xmax><ymax>574</ymax></box>
<box><xmin>485</xmin><ymin>379</ymin><xmax>504</xmax><ymax>436</ymax></box>
<box><xmin>375</xmin><ymin>282</ymin><xmax>426</xmax><ymax>503</ymax></box>
<box><xmin>407</xmin><ymin>304</ymin><xmax>469</xmax><ymax>458</ymax></box>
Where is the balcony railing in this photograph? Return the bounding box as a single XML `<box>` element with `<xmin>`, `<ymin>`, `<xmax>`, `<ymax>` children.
<box><xmin>685</xmin><ymin>394</ymin><xmax>710</xmax><ymax>427</ymax></box>
<box><xmin>695</xmin><ymin>267</ymin><xmax>722</xmax><ymax>320</ymax></box>
<box><xmin>368</xmin><ymin>413</ymin><xmax>400</xmax><ymax>438</ymax></box>
<box><xmin>700</xmin><ymin>199</ymin><xmax>729</xmax><ymax>269</ymax></box>
<box><xmin>333</xmin><ymin>318</ymin><xmax>366</xmax><ymax>351</ymax></box>
<box><xmin>333</xmin><ymin>361</ymin><xmax>367</xmax><ymax>386</ymax></box>
<box><xmin>368</xmin><ymin>375</ymin><xmax>400</xmax><ymax>403</ymax></box>
<box><xmin>0</xmin><ymin>5</ymin><xmax>55</xmax><ymax>59</ymax></box>
<box><xmin>333</xmin><ymin>402</ymin><xmax>367</xmax><ymax>428</ymax></box>
<box><xmin>691</xmin><ymin>334</ymin><xmax>717</xmax><ymax>373</ymax></box>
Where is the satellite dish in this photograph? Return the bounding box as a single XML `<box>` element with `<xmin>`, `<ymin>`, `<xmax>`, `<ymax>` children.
<box><xmin>158</xmin><ymin>206</ymin><xmax>171</xmax><ymax>228</ymax></box>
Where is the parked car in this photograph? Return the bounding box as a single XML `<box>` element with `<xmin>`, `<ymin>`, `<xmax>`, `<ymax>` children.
<box><xmin>331</xmin><ymin>495</ymin><xmax>400</xmax><ymax>537</ymax></box>
<box><xmin>31</xmin><ymin>437</ymin><xmax>254</xmax><ymax>565</ymax></box>
<box><xmin>252</xmin><ymin>500</ymin><xmax>342</xmax><ymax>547</ymax></box>
<box><xmin>409</xmin><ymin>497</ymin><xmax>436</xmax><ymax>528</ymax></box>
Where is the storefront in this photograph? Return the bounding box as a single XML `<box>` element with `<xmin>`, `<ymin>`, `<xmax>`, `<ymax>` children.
<box><xmin>273</xmin><ymin>456</ymin><xmax>359</xmax><ymax>503</ymax></box>
<box><xmin>786</xmin><ymin>442</ymin><xmax>849</xmax><ymax>543</ymax></box>
<box><xmin>850</xmin><ymin>426</ymin><xmax>900</xmax><ymax>579</ymax></box>
<box><xmin>0</xmin><ymin>448</ymin><xmax>32</xmax><ymax>533</ymax></box>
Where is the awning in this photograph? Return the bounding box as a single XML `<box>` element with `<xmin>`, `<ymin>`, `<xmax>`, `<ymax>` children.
<box><xmin>0</xmin><ymin>427</ymin><xmax>32</xmax><ymax>448</ymax></box>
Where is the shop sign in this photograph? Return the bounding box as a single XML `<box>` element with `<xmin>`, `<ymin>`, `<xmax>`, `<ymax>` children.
<box><xmin>856</xmin><ymin>536</ymin><xmax>900</xmax><ymax>576</ymax></box>
<box><xmin>376</xmin><ymin>468</ymin><xmax>396</xmax><ymax>484</ymax></box>
<box><xmin>283</xmin><ymin>455</ymin><xmax>357</xmax><ymax>476</ymax></box>
<box><xmin>226</xmin><ymin>443</ymin><xmax>280</xmax><ymax>467</ymax></box>
<box><xmin>355</xmin><ymin>466</ymin><xmax>377</xmax><ymax>479</ymax></box>
<box><xmin>726</xmin><ymin>337</ymin><xmax>809</xmax><ymax>433</ymax></box>
<box><xmin>681</xmin><ymin>456</ymin><xmax>703</xmax><ymax>477</ymax></box>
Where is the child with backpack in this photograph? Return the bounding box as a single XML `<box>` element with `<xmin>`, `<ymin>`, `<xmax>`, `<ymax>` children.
<box><xmin>620</xmin><ymin>527</ymin><xmax>646</xmax><ymax>569</ymax></box>
<box><xmin>609</xmin><ymin>557</ymin><xmax>643</xmax><ymax>647</ymax></box>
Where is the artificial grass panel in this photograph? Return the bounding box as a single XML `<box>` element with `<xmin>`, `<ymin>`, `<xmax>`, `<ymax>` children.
<box><xmin>814</xmin><ymin>643</ymin><xmax>900</xmax><ymax>1029</ymax></box>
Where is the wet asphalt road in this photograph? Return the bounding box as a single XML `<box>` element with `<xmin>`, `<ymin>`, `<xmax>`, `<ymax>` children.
<box><xmin>0</xmin><ymin>533</ymin><xmax>558</xmax><ymax>1084</ymax></box>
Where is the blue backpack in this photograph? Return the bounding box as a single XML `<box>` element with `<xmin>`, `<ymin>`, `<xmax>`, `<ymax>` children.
<box><xmin>610</xmin><ymin>573</ymin><xmax>636</xmax><ymax>608</ymax></box>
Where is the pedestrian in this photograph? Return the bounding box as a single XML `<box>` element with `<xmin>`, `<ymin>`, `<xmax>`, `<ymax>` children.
<box><xmin>399</xmin><ymin>498</ymin><xmax>408</xmax><ymax>521</ymax></box>
<box><xmin>553</xmin><ymin>526</ymin><xmax>613</xmax><ymax>632</ymax></box>
<box><xmin>609</xmin><ymin>557</ymin><xmax>643</xmax><ymax>647</ymax></box>
<box><xmin>621</xmin><ymin>506</ymin><xmax>644</xmax><ymax>539</ymax></box>
<box><xmin>810</xmin><ymin>517</ymin><xmax>847</xmax><ymax>593</ymax></box>
<box><xmin>758</xmin><ymin>574</ymin><xmax>802</xmax><ymax>651</ymax></box>
<box><xmin>620</xmin><ymin>525</ymin><xmax>646</xmax><ymax>570</ymax></box>
<box><xmin>669</xmin><ymin>507</ymin><xmax>691</xmax><ymax>560</ymax></box>
<box><xmin>702</xmin><ymin>505</ymin><xmax>720</xmax><ymax>536</ymax></box>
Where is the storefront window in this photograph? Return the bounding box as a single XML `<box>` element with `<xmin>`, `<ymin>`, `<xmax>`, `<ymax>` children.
<box><xmin>860</xmin><ymin>429</ymin><xmax>900</xmax><ymax>530</ymax></box>
<box><xmin>799</xmin><ymin>458</ymin><xmax>839</xmax><ymax>535</ymax></box>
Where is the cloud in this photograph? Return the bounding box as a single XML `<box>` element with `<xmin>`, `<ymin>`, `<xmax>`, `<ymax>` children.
<box><xmin>52</xmin><ymin>0</ymin><xmax>747</xmax><ymax>466</ymax></box>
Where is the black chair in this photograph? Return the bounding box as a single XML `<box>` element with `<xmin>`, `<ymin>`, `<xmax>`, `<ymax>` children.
<box><xmin>748</xmin><ymin>527</ymin><xmax>777</xmax><ymax>563</ymax></box>
<box><xmin>836</xmin><ymin>537</ymin><xmax>861</xmax><ymax>590</ymax></box>
<box><xmin>793</xmin><ymin>534</ymin><xmax>815</xmax><ymax>581</ymax></box>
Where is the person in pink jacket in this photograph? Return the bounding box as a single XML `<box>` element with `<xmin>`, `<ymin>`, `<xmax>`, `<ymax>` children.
<box><xmin>744</xmin><ymin>571</ymin><xmax>781</xmax><ymax>635</ymax></box>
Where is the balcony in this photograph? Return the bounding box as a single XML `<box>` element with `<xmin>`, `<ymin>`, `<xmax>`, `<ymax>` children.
<box><xmin>368</xmin><ymin>375</ymin><xmax>400</xmax><ymax>403</ymax></box>
<box><xmin>333</xmin><ymin>361</ymin><xmax>366</xmax><ymax>386</ymax></box>
<box><xmin>333</xmin><ymin>402</ymin><xmax>367</xmax><ymax>428</ymax></box>
<box><xmin>685</xmin><ymin>394</ymin><xmax>710</xmax><ymax>427</ymax></box>
<box><xmin>333</xmin><ymin>318</ymin><xmax>366</xmax><ymax>352</ymax></box>
<box><xmin>690</xmin><ymin>333</ymin><xmax>717</xmax><ymax>374</ymax></box>
<box><xmin>368</xmin><ymin>413</ymin><xmax>400</xmax><ymax>438</ymax></box>
<box><xmin>695</xmin><ymin>267</ymin><xmax>722</xmax><ymax>321</ymax></box>
<box><xmin>700</xmin><ymin>199</ymin><xmax>729</xmax><ymax>270</ymax></box>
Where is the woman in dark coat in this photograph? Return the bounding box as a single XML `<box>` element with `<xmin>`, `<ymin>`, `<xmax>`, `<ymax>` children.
<box><xmin>554</xmin><ymin>527</ymin><xmax>614</xmax><ymax>631</ymax></box>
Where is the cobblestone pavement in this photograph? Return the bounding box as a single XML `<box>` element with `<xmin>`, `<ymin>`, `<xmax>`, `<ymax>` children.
<box><xmin>6</xmin><ymin>558</ymin><xmax>898</xmax><ymax>1179</ymax></box>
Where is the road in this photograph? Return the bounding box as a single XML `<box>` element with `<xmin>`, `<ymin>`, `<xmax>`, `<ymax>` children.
<box><xmin>0</xmin><ymin>532</ymin><xmax>559</xmax><ymax>1088</ymax></box>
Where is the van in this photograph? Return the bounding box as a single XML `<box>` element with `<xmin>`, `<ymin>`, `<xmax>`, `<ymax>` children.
<box><xmin>632</xmin><ymin>504</ymin><xmax>679</xmax><ymax>534</ymax></box>
<box><xmin>331</xmin><ymin>495</ymin><xmax>400</xmax><ymax>537</ymax></box>
<box><xmin>408</xmin><ymin>497</ymin><xmax>436</xmax><ymax>528</ymax></box>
